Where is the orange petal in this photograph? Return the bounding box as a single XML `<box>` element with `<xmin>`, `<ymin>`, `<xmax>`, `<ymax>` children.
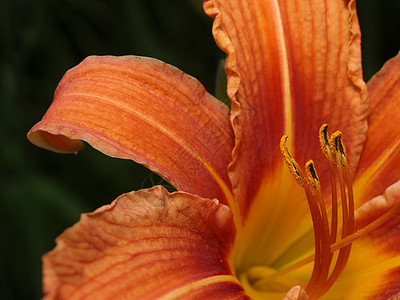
<box><xmin>43</xmin><ymin>186</ymin><xmax>249</xmax><ymax>299</ymax></box>
<box><xmin>325</xmin><ymin>181</ymin><xmax>400</xmax><ymax>299</ymax></box>
<box><xmin>355</xmin><ymin>51</ymin><xmax>400</xmax><ymax>205</ymax></box>
<box><xmin>204</xmin><ymin>0</ymin><xmax>368</xmax><ymax>220</ymax></box>
<box><xmin>27</xmin><ymin>56</ymin><xmax>234</xmax><ymax>203</ymax></box>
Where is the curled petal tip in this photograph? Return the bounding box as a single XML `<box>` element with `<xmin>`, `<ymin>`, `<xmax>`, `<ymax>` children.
<box><xmin>27</xmin><ymin>130</ymin><xmax>85</xmax><ymax>154</ymax></box>
<box><xmin>283</xmin><ymin>286</ymin><xmax>309</xmax><ymax>300</ymax></box>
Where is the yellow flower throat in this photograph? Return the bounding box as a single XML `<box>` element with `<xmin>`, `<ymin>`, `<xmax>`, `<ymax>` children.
<box><xmin>239</xmin><ymin>124</ymin><xmax>400</xmax><ymax>299</ymax></box>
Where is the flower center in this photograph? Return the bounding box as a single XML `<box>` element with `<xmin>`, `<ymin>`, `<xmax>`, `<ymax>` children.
<box><xmin>238</xmin><ymin>124</ymin><xmax>400</xmax><ymax>299</ymax></box>
<box><xmin>236</xmin><ymin>125</ymin><xmax>354</xmax><ymax>299</ymax></box>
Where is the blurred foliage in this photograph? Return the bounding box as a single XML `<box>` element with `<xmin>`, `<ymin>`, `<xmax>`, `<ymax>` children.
<box><xmin>0</xmin><ymin>0</ymin><xmax>399</xmax><ymax>299</ymax></box>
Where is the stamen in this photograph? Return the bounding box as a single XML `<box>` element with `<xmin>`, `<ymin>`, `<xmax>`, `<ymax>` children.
<box><xmin>319</xmin><ymin>124</ymin><xmax>330</xmax><ymax>159</ymax></box>
<box><xmin>305</xmin><ymin>161</ymin><xmax>331</xmax><ymax>294</ymax></box>
<box><xmin>280</xmin><ymin>135</ymin><xmax>304</xmax><ymax>187</ymax></box>
<box><xmin>279</xmin><ymin>138</ymin><xmax>332</xmax><ymax>296</ymax></box>
<box><xmin>302</xmin><ymin>161</ymin><xmax>325</xmax><ymax>295</ymax></box>
<box><xmin>279</xmin><ymin>125</ymin><xmax>355</xmax><ymax>299</ymax></box>
<box><xmin>305</xmin><ymin>161</ymin><xmax>320</xmax><ymax>191</ymax></box>
<box><xmin>320</xmin><ymin>132</ymin><xmax>354</xmax><ymax>295</ymax></box>
<box><xmin>319</xmin><ymin>125</ymin><xmax>338</xmax><ymax>245</ymax></box>
<box><xmin>249</xmin><ymin>125</ymin><xmax>395</xmax><ymax>299</ymax></box>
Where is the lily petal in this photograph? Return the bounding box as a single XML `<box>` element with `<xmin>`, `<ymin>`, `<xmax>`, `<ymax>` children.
<box><xmin>326</xmin><ymin>181</ymin><xmax>400</xmax><ymax>299</ymax></box>
<box><xmin>27</xmin><ymin>56</ymin><xmax>234</xmax><ymax>203</ymax></box>
<box><xmin>355</xmin><ymin>51</ymin><xmax>400</xmax><ymax>205</ymax></box>
<box><xmin>350</xmin><ymin>53</ymin><xmax>400</xmax><ymax>298</ymax></box>
<box><xmin>204</xmin><ymin>0</ymin><xmax>369</xmax><ymax>220</ymax></box>
<box><xmin>43</xmin><ymin>186</ymin><xmax>248</xmax><ymax>300</ymax></box>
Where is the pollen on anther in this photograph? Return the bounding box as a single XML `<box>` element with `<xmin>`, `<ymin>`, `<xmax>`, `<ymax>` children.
<box><xmin>330</xmin><ymin>131</ymin><xmax>347</xmax><ymax>166</ymax></box>
<box><xmin>305</xmin><ymin>160</ymin><xmax>320</xmax><ymax>193</ymax></box>
<box><xmin>280</xmin><ymin>135</ymin><xmax>303</xmax><ymax>187</ymax></box>
<box><xmin>319</xmin><ymin>124</ymin><xmax>331</xmax><ymax>159</ymax></box>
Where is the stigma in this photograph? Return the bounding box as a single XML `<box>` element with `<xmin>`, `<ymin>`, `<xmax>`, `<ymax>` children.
<box><xmin>280</xmin><ymin>124</ymin><xmax>354</xmax><ymax>299</ymax></box>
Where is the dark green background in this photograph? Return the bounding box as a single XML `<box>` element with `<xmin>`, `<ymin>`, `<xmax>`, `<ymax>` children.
<box><xmin>1</xmin><ymin>1</ymin><xmax>399</xmax><ymax>299</ymax></box>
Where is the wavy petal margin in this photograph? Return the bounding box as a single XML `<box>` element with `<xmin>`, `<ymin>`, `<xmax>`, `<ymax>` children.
<box><xmin>355</xmin><ymin>51</ymin><xmax>400</xmax><ymax>205</ymax></box>
<box><xmin>204</xmin><ymin>0</ymin><xmax>368</xmax><ymax>221</ymax></box>
<box><xmin>43</xmin><ymin>186</ymin><xmax>249</xmax><ymax>300</ymax></box>
<box><xmin>27</xmin><ymin>56</ymin><xmax>234</xmax><ymax>203</ymax></box>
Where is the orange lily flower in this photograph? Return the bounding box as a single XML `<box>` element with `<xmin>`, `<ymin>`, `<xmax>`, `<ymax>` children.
<box><xmin>28</xmin><ymin>0</ymin><xmax>400</xmax><ymax>299</ymax></box>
